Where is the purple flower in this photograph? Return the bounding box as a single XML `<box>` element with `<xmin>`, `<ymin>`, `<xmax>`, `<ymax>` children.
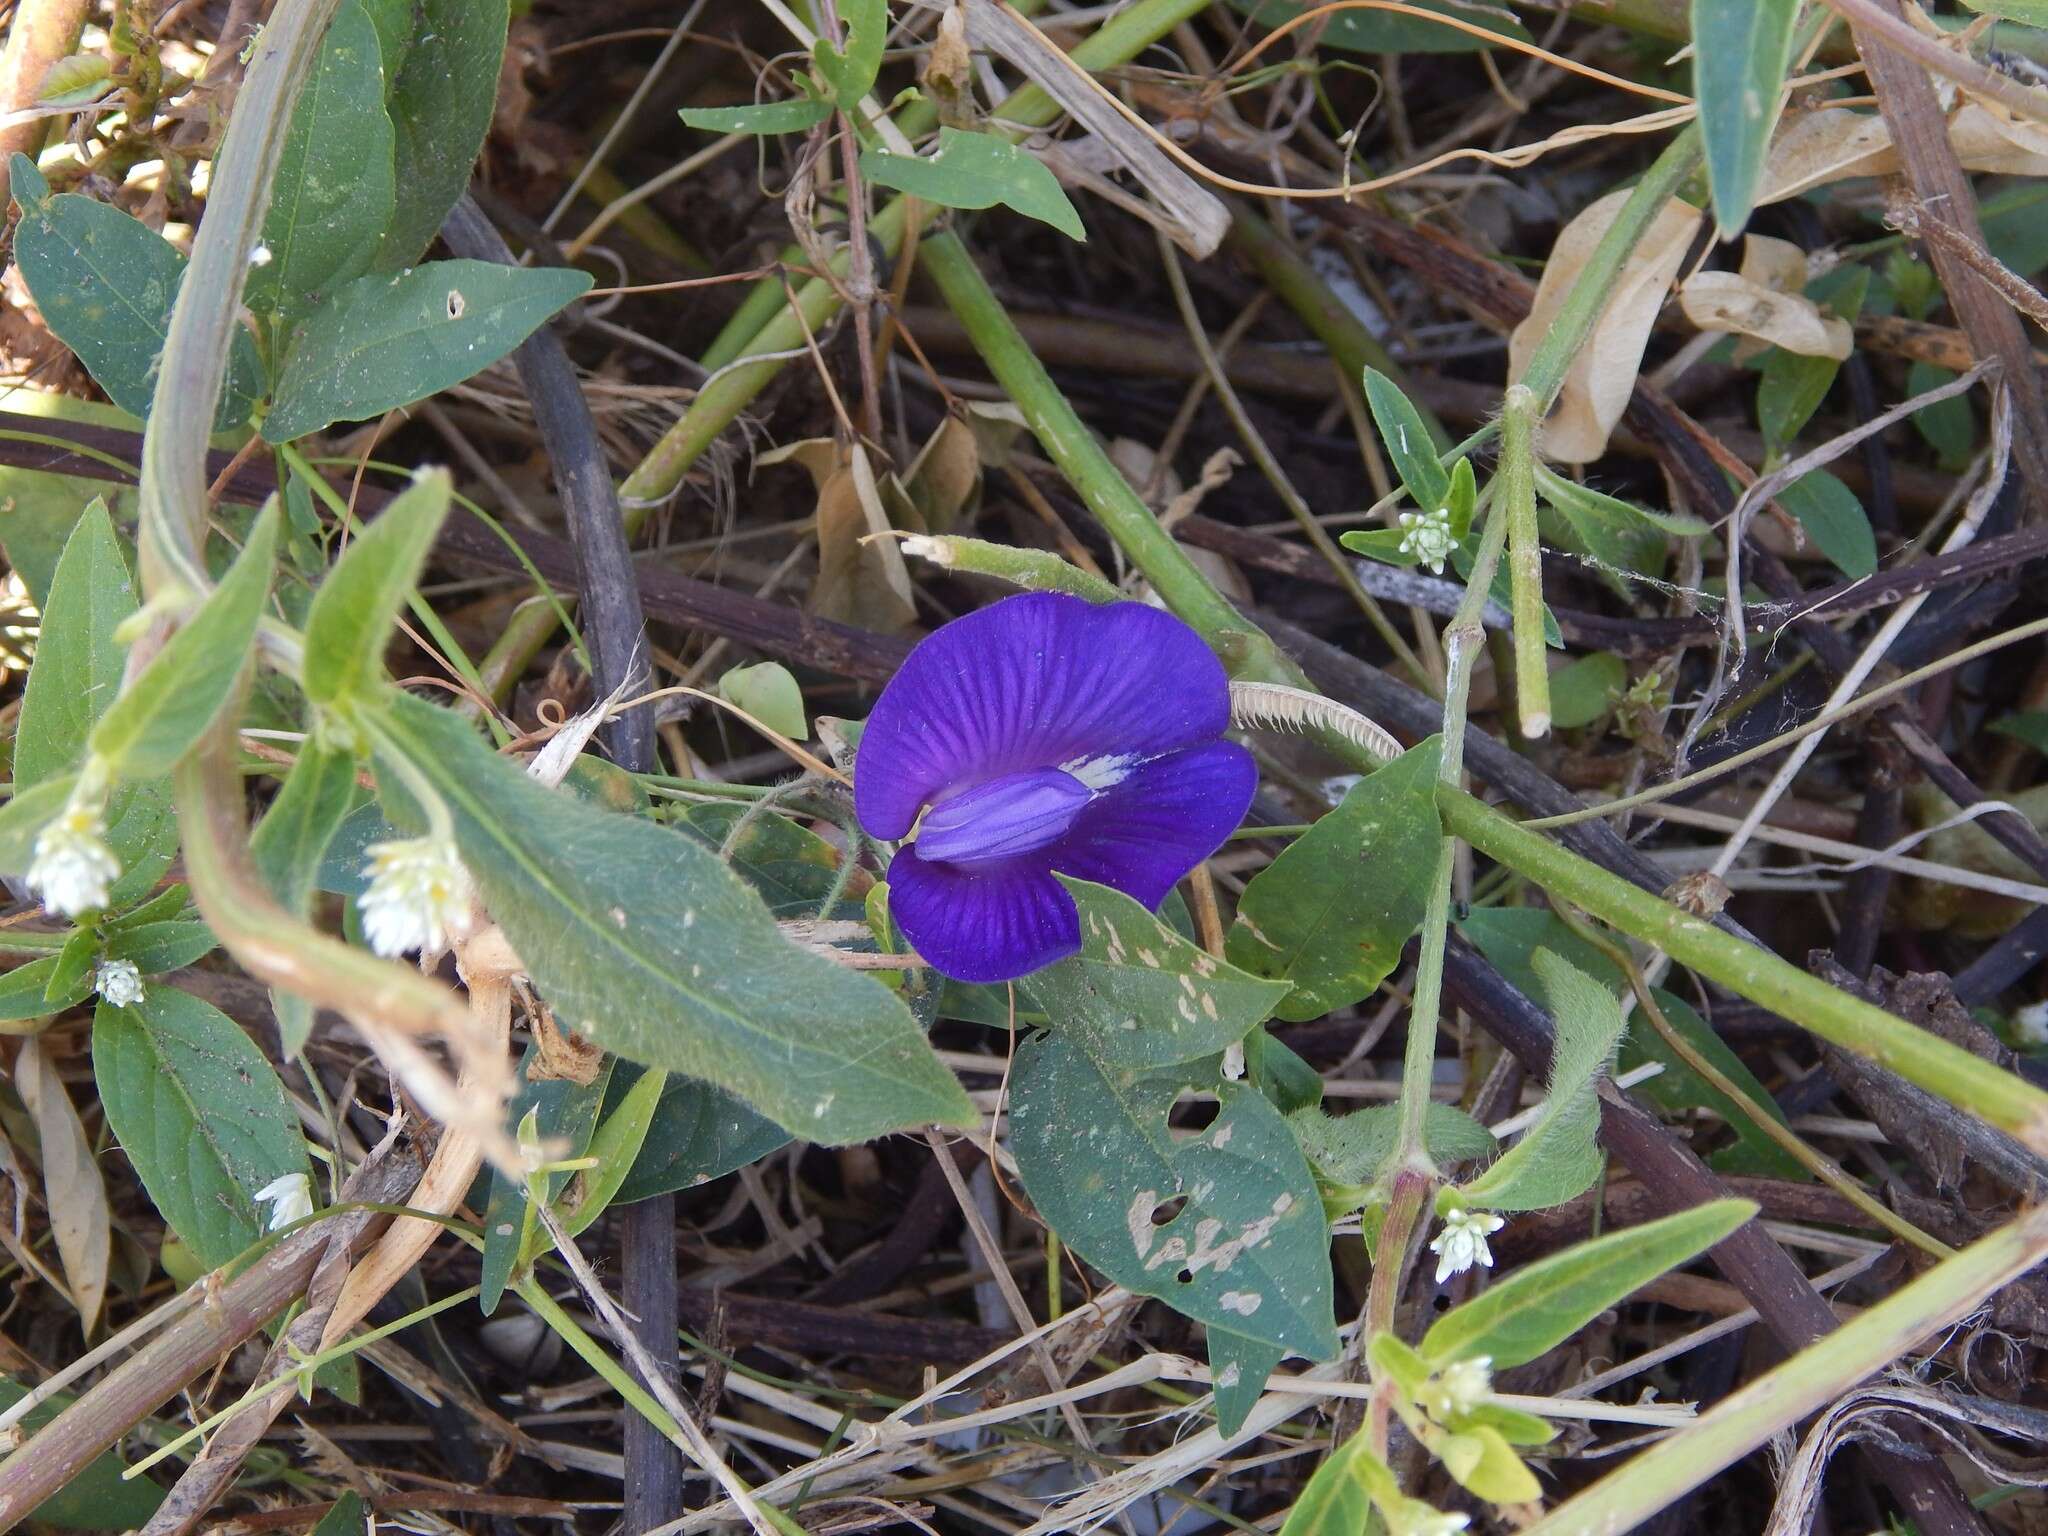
<box><xmin>855</xmin><ymin>593</ymin><xmax>1257</xmax><ymax>983</ymax></box>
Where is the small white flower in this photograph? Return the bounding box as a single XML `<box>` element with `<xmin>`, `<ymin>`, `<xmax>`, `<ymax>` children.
<box><xmin>1430</xmin><ymin>1205</ymin><xmax>1505</xmax><ymax>1283</ymax></box>
<box><xmin>2014</xmin><ymin>1000</ymin><xmax>2048</xmax><ymax>1048</ymax></box>
<box><xmin>1407</xmin><ymin>1509</ymin><xmax>1471</xmax><ymax>1536</ymax></box>
<box><xmin>94</xmin><ymin>958</ymin><xmax>144</xmax><ymax>1008</ymax></box>
<box><xmin>254</xmin><ymin>1171</ymin><xmax>315</xmax><ymax>1232</ymax></box>
<box><xmin>1397</xmin><ymin>508</ymin><xmax>1457</xmax><ymax>574</ymax></box>
<box><xmin>248</xmin><ymin>243</ymin><xmax>273</xmax><ymax>267</ymax></box>
<box><xmin>27</xmin><ymin>802</ymin><xmax>121</xmax><ymax>918</ymax></box>
<box><xmin>1422</xmin><ymin>1355</ymin><xmax>1494</xmax><ymax>1420</ymax></box>
<box><xmin>357</xmin><ymin>837</ymin><xmax>473</xmax><ymax>957</ymax></box>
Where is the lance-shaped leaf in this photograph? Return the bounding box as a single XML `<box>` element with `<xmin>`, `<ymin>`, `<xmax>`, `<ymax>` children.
<box><xmin>1009</xmin><ymin>1030</ymin><xmax>1337</xmax><ymax>1359</ymax></box>
<box><xmin>251</xmin><ymin>741</ymin><xmax>362</xmax><ymax>1053</ymax></box>
<box><xmin>1026</xmin><ymin>876</ymin><xmax>1291</xmax><ymax>1069</ymax></box>
<box><xmin>1362</xmin><ymin>367</ymin><xmax>1449</xmax><ymax>510</ymax></box>
<box><xmin>374</xmin><ymin>0</ymin><xmax>510</xmax><ymax>267</ymax></box>
<box><xmin>367</xmin><ymin>690</ymin><xmax>973</xmax><ymax>1143</ymax></box>
<box><xmin>264</xmin><ymin>261</ymin><xmax>591</xmax><ymax>443</ymax></box>
<box><xmin>1420</xmin><ymin>1198</ymin><xmax>1756</xmax><ymax>1368</ymax></box>
<box><xmin>680</xmin><ymin>100</ymin><xmax>831</xmax><ymax>134</ymax></box>
<box><xmin>1694</xmin><ymin>0</ymin><xmax>1800</xmax><ymax>237</ymax></box>
<box><xmin>860</xmin><ymin>130</ymin><xmax>1086</xmax><ymax>241</ymax></box>
<box><xmin>89</xmin><ymin>502</ymin><xmax>280</xmax><ymax>782</ymax></box>
<box><xmin>1450</xmin><ymin>947</ymin><xmax>1624</xmax><ymax>1213</ymax></box>
<box><xmin>303</xmin><ymin>469</ymin><xmax>451</xmax><ymax>705</ymax></box>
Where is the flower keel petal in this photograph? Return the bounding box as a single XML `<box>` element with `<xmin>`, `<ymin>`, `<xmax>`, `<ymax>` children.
<box><xmin>889</xmin><ymin>844</ymin><xmax>1078</xmax><ymax>984</ymax></box>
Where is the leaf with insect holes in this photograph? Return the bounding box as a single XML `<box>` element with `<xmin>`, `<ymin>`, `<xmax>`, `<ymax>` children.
<box><xmin>265</xmin><ymin>261</ymin><xmax>591</xmax><ymax>442</ymax></box>
<box><xmin>1009</xmin><ymin>1029</ymin><xmax>1336</xmax><ymax>1359</ymax></box>
<box><xmin>811</xmin><ymin>0</ymin><xmax>886</xmax><ymax>107</ymax></box>
<box><xmin>366</xmin><ymin>689</ymin><xmax>972</xmax><ymax>1143</ymax></box>
<box><xmin>1362</xmin><ymin>367</ymin><xmax>1449</xmax><ymax>510</ymax></box>
<box><xmin>8</xmin><ymin>155</ymin><xmax>263</xmax><ymax>430</ymax></box>
<box><xmin>680</xmin><ymin>99</ymin><xmax>831</xmax><ymax>134</ymax></box>
<box><xmin>860</xmin><ymin>130</ymin><xmax>1086</xmax><ymax>241</ymax></box>
<box><xmin>1421</xmin><ymin>1199</ymin><xmax>1755</xmax><ymax>1367</ymax></box>
<box><xmin>1449</xmin><ymin>947</ymin><xmax>1623</xmax><ymax>1213</ymax></box>
<box><xmin>1693</xmin><ymin>0</ymin><xmax>1801</xmax><ymax>237</ymax></box>
<box><xmin>1025</xmin><ymin>877</ymin><xmax>1292</xmax><ymax>1070</ymax></box>
<box><xmin>1209</xmin><ymin>1327</ymin><xmax>1285</xmax><ymax>1437</ymax></box>
<box><xmin>1226</xmin><ymin>740</ymin><xmax>1442</xmax><ymax>1021</ymax></box>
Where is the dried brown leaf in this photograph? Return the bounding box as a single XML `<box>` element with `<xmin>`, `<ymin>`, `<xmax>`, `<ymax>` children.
<box><xmin>16</xmin><ymin>1036</ymin><xmax>109</xmax><ymax>1337</ymax></box>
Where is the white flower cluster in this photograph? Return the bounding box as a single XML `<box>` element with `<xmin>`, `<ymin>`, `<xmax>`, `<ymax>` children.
<box><xmin>28</xmin><ymin>794</ymin><xmax>120</xmax><ymax>919</ymax></box>
<box><xmin>1396</xmin><ymin>508</ymin><xmax>1457</xmax><ymax>574</ymax></box>
<box><xmin>1420</xmin><ymin>1355</ymin><xmax>1494</xmax><ymax>1421</ymax></box>
<box><xmin>1429</xmin><ymin>1205</ymin><xmax>1504</xmax><ymax>1283</ymax></box>
<box><xmin>357</xmin><ymin>836</ymin><xmax>473</xmax><ymax>957</ymax></box>
<box><xmin>254</xmin><ymin>1172</ymin><xmax>315</xmax><ymax>1232</ymax></box>
<box><xmin>94</xmin><ymin>958</ymin><xmax>144</xmax><ymax>1008</ymax></box>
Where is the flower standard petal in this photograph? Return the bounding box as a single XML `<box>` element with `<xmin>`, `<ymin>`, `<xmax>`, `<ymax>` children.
<box><xmin>855</xmin><ymin>593</ymin><xmax>1233</xmax><ymax>841</ymax></box>
<box><xmin>1051</xmin><ymin>742</ymin><xmax>1258</xmax><ymax>908</ymax></box>
<box><xmin>887</xmin><ymin>844</ymin><xmax>1078</xmax><ymax>984</ymax></box>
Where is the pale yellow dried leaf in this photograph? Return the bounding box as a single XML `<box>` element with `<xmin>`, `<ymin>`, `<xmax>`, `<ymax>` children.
<box><xmin>1509</xmin><ymin>190</ymin><xmax>1701</xmax><ymax>464</ymax></box>
<box><xmin>17</xmin><ymin>1036</ymin><xmax>109</xmax><ymax>1337</ymax></box>
<box><xmin>1679</xmin><ymin>270</ymin><xmax>1852</xmax><ymax>359</ymax></box>
<box><xmin>1948</xmin><ymin>99</ymin><xmax>2048</xmax><ymax>177</ymax></box>
<box><xmin>1739</xmin><ymin>234</ymin><xmax>1810</xmax><ymax>294</ymax></box>
<box><xmin>1756</xmin><ymin>107</ymin><xmax>1898</xmax><ymax>206</ymax></box>
<box><xmin>902</xmin><ymin>415</ymin><xmax>982</xmax><ymax>535</ymax></box>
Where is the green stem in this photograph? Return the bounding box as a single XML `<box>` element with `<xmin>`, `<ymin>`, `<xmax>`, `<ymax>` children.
<box><xmin>1520</xmin><ymin>1206</ymin><xmax>2048</xmax><ymax>1536</ymax></box>
<box><xmin>1439</xmin><ymin>786</ymin><xmax>2048</xmax><ymax>1148</ymax></box>
<box><xmin>1499</xmin><ymin>384</ymin><xmax>1550</xmax><ymax>738</ymax></box>
<box><xmin>920</xmin><ymin>231</ymin><xmax>1301</xmax><ymax>683</ymax></box>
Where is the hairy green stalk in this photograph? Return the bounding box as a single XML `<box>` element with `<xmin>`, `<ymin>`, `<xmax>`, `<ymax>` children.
<box><xmin>1499</xmin><ymin>384</ymin><xmax>1549</xmax><ymax>738</ymax></box>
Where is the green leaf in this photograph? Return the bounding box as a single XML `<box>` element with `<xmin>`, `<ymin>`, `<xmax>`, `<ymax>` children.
<box><xmin>375</xmin><ymin>0</ymin><xmax>510</xmax><ymax>268</ymax></box>
<box><xmin>103</xmin><ymin>918</ymin><xmax>217</xmax><ymax>976</ymax></box>
<box><xmin>859</xmin><ymin>130</ymin><xmax>1086</xmax><ymax>242</ymax></box>
<box><xmin>1992</xmin><ymin>710</ymin><xmax>2048</xmax><ymax>754</ymax></box>
<box><xmin>1338</xmin><ymin>526</ymin><xmax>1421</xmax><ymax>568</ymax></box>
<box><xmin>0</xmin><ymin>957</ymin><xmax>81</xmax><ymax>1022</ymax></box>
<box><xmin>92</xmin><ymin>988</ymin><xmax>310</xmax><ymax>1269</ymax></box>
<box><xmin>1693</xmin><ymin>0</ymin><xmax>1800</xmax><ymax>237</ymax></box>
<box><xmin>1437</xmin><ymin>1422</ymin><xmax>1541</xmax><ymax>1503</ymax></box>
<box><xmin>1451</xmin><ymin>948</ymin><xmax>1624</xmax><ymax>1213</ymax></box>
<box><xmin>717</xmin><ymin>660</ymin><xmax>807</xmax><ymax>741</ymax></box>
<box><xmin>680</xmin><ymin>100</ymin><xmax>832</xmax><ymax>134</ymax></box>
<box><xmin>15</xmin><ymin>501</ymin><xmax>176</xmax><ymax>902</ymax></box>
<box><xmin>0</xmin><ymin>776</ymin><xmax>79</xmax><ymax>877</ymax></box>
<box><xmin>45</xmin><ymin>927</ymin><xmax>96</xmax><ymax>1005</ymax></box>
<box><xmin>368</xmin><ymin>690</ymin><xmax>973</xmax><ymax>1143</ymax></box>
<box><xmin>1779</xmin><ymin>468</ymin><xmax>1876</xmax><ymax>579</ymax></box>
<box><xmin>266</xmin><ymin>261</ymin><xmax>591</xmax><ymax>443</ymax></box>
<box><xmin>36</xmin><ymin>53</ymin><xmax>112</xmax><ymax>109</ymax></box>
<box><xmin>560</xmin><ymin>1065</ymin><xmax>667</xmax><ymax>1238</ymax></box>
<box><xmin>1907</xmin><ymin>361</ymin><xmax>1976</xmax><ymax>469</ymax></box>
<box><xmin>1958</xmin><ymin>0</ymin><xmax>2048</xmax><ymax>23</ymax></box>
<box><xmin>251</xmin><ymin>741</ymin><xmax>362</xmax><ymax>1053</ymax></box>
<box><xmin>303</xmin><ymin>470</ymin><xmax>451</xmax><ymax>705</ymax></box>
<box><xmin>1420</xmin><ymin>1198</ymin><xmax>1756</xmax><ymax>1368</ymax></box>
<box><xmin>1757</xmin><ymin>266</ymin><xmax>1868</xmax><ymax>451</ymax></box>
<box><xmin>0</xmin><ymin>1376</ymin><xmax>165</xmax><ymax>1528</ymax></box>
<box><xmin>1292</xmin><ymin>1102</ymin><xmax>1495</xmax><ymax>1187</ymax></box>
<box><xmin>1226</xmin><ymin>739</ymin><xmax>1441</xmax><ymax>1021</ymax></box>
<box><xmin>1628</xmin><ymin>990</ymin><xmax>1804</xmax><ymax>1180</ymax></box>
<box><xmin>1362</xmin><ymin>368</ymin><xmax>1449</xmax><ymax>511</ymax></box>
<box><xmin>1009</xmin><ymin>1030</ymin><xmax>1337</xmax><ymax>1358</ymax></box>
<box><xmin>480</xmin><ymin>1047</ymin><xmax>613</xmax><ymax>1313</ymax></box>
<box><xmin>8</xmin><ymin>155</ymin><xmax>262</xmax><ymax>431</ymax></box>
<box><xmin>812</xmin><ymin>0</ymin><xmax>886</xmax><ymax>107</ymax></box>
<box><xmin>1549</xmin><ymin>651</ymin><xmax>1626</xmax><ymax>731</ymax></box>
<box><xmin>1277</xmin><ymin>1428</ymin><xmax>1397</xmax><ymax>1536</ymax></box>
<box><xmin>1537</xmin><ymin>468</ymin><xmax>1704</xmax><ymax>596</ymax></box>
<box><xmin>248</xmin><ymin>0</ymin><xmax>396</xmax><ymax>317</ymax></box>
<box><xmin>1208</xmin><ymin>1327</ymin><xmax>1284</xmax><ymax>1436</ymax></box>
<box><xmin>674</xmin><ymin>802</ymin><xmax>847</xmax><ymax>916</ymax></box>
<box><xmin>308</xmin><ymin>1493</ymin><xmax>368</xmax><ymax>1536</ymax></box>
<box><xmin>609</xmin><ymin>1069</ymin><xmax>791</xmax><ymax>1205</ymax></box>
<box><xmin>1230</xmin><ymin>0</ymin><xmax>1533</xmax><ymax>53</ymax></box>
<box><xmin>90</xmin><ymin>502</ymin><xmax>280</xmax><ymax>781</ymax></box>
<box><xmin>1026</xmin><ymin>877</ymin><xmax>1291</xmax><ymax>1069</ymax></box>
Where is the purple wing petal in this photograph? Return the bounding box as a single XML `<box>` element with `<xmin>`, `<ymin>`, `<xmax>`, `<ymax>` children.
<box><xmin>855</xmin><ymin>593</ymin><xmax>1232</xmax><ymax>840</ymax></box>
<box><xmin>1052</xmin><ymin>742</ymin><xmax>1258</xmax><ymax>908</ymax></box>
<box><xmin>888</xmin><ymin>845</ymin><xmax>1078</xmax><ymax>983</ymax></box>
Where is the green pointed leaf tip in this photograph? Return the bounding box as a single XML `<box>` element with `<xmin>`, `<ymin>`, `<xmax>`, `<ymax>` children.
<box><xmin>368</xmin><ymin>690</ymin><xmax>972</xmax><ymax>1143</ymax></box>
<box><xmin>1226</xmin><ymin>739</ymin><xmax>1442</xmax><ymax>1021</ymax></box>
<box><xmin>1420</xmin><ymin>1198</ymin><xmax>1756</xmax><ymax>1368</ymax></box>
<box><xmin>8</xmin><ymin>154</ymin><xmax>262</xmax><ymax>430</ymax></box>
<box><xmin>92</xmin><ymin>988</ymin><xmax>311</xmax><ymax>1270</ymax></box>
<box><xmin>1028</xmin><ymin>876</ymin><xmax>1292</xmax><ymax>1070</ymax></box>
<box><xmin>263</xmin><ymin>261</ymin><xmax>592</xmax><ymax>443</ymax></box>
<box><xmin>303</xmin><ymin>469</ymin><xmax>452</xmax><ymax>705</ymax></box>
<box><xmin>248</xmin><ymin>0</ymin><xmax>396</xmax><ymax>317</ymax></box>
<box><xmin>1779</xmin><ymin>469</ymin><xmax>1877</xmax><ymax>580</ymax></box>
<box><xmin>1451</xmin><ymin>946</ymin><xmax>1624</xmax><ymax>1213</ymax></box>
<box><xmin>1693</xmin><ymin>0</ymin><xmax>1800</xmax><ymax>235</ymax></box>
<box><xmin>374</xmin><ymin>0</ymin><xmax>510</xmax><ymax>268</ymax></box>
<box><xmin>1363</xmin><ymin>368</ymin><xmax>1449</xmax><ymax>511</ymax></box>
<box><xmin>89</xmin><ymin>502</ymin><xmax>281</xmax><ymax>782</ymax></box>
<box><xmin>680</xmin><ymin>99</ymin><xmax>832</xmax><ymax>134</ymax></box>
<box><xmin>1009</xmin><ymin>1030</ymin><xmax>1337</xmax><ymax>1358</ymax></box>
<box><xmin>859</xmin><ymin>130</ymin><xmax>1087</xmax><ymax>241</ymax></box>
